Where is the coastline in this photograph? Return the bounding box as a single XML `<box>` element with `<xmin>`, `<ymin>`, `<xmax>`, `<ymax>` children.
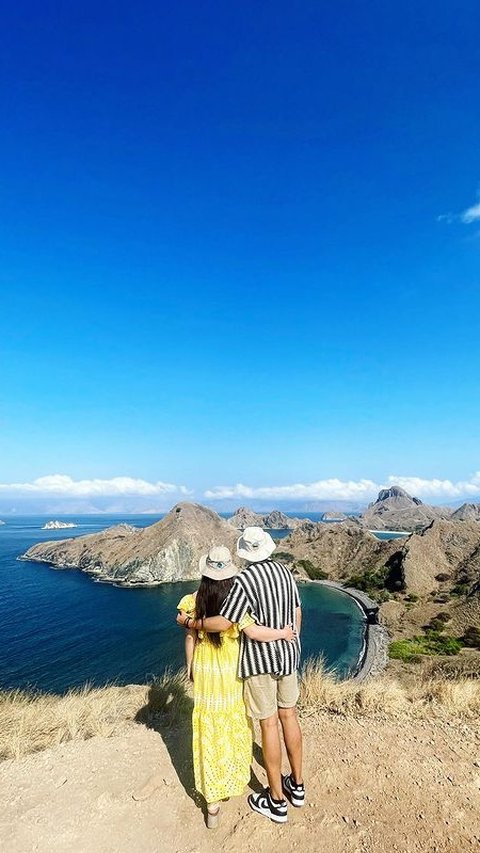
<box><xmin>303</xmin><ymin>579</ymin><xmax>389</xmax><ymax>682</ymax></box>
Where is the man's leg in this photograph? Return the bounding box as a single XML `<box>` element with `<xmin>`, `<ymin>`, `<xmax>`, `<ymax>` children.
<box><xmin>278</xmin><ymin>706</ymin><xmax>303</xmax><ymax>784</ymax></box>
<box><xmin>259</xmin><ymin>713</ymin><xmax>283</xmax><ymax>801</ymax></box>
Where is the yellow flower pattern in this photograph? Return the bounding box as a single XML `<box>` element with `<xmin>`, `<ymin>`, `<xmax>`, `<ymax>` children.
<box><xmin>177</xmin><ymin>593</ymin><xmax>254</xmax><ymax>804</ymax></box>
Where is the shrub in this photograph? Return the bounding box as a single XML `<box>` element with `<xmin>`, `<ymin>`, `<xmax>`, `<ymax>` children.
<box><xmin>451</xmin><ymin>583</ymin><xmax>470</xmax><ymax>597</ymax></box>
<box><xmin>426</xmin><ymin>618</ymin><xmax>447</xmax><ymax>632</ymax></box>
<box><xmin>462</xmin><ymin>626</ymin><xmax>480</xmax><ymax>649</ymax></box>
<box><xmin>405</xmin><ymin>593</ymin><xmax>419</xmax><ymax>602</ymax></box>
<box><xmin>274</xmin><ymin>551</ymin><xmax>294</xmax><ymax>563</ymax></box>
<box><xmin>389</xmin><ymin>639</ymin><xmax>426</xmax><ymax>663</ymax></box>
<box><xmin>389</xmin><ymin>634</ymin><xmax>463</xmax><ymax>662</ymax></box>
<box><xmin>296</xmin><ymin>559</ymin><xmax>328</xmax><ymax>580</ymax></box>
<box><xmin>375</xmin><ymin>589</ymin><xmax>392</xmax><ymax>603</ymax></box>
<box><xmin>434</xmin><ymin>611</ymin><xmax>451</xmax><ymax>623</ymax></box>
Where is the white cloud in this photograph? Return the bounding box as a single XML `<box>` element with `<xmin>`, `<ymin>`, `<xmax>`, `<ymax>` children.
<box><xmin>386</xmin><ymin>473</ymin><xmax>480</xmax><ymax>499</ymax></box>
<box><xmin>205</xmin><ymin>473</ymin><xmax>480</xmax><ymax>502</ymax></box>
<box><xmin>0</xmin><ymin>474</ymin><xmax>192</xmax><ymax>498</ymax></box>
<box><xmin>438</xmin><ymin>191</ymin><xmax>480</xmax><ymax>225</ymax></box>
<box><xmin>460</xmin><ymin>202</ymin><xmax>480</xmax><ymax>224</ymax></box>
<box><xmin>205</xmin><ymin>479</ymin><xmax>380</xmax><ymax>501</ymax></box>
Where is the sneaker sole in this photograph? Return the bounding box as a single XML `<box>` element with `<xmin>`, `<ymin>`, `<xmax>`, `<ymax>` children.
<box><xmin>248</xmin><ymin>796</ymin><xmax>288</xmax><ymax>824</ymax></box>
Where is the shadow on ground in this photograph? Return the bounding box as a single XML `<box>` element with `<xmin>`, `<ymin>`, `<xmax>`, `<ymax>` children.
<box><xmin>135</xmin><ymin>672</ymin><xmax>264</xmax><ymax>809</ymax></box>
<box><xmin>135</xmin><ymin>674</ymin><xmax>200</xmax><ymax>805</ymax></box>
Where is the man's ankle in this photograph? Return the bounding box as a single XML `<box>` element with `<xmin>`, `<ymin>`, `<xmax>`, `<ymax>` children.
<box><xmin>270</xmin><ymin>789</ymin><xmax>284</xmax><ymax>803</ymax></box>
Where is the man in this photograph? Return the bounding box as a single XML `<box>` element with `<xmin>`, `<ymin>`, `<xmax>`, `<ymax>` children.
<box><xmin>180</xmin><ymin>526</ymin><xmax>304</xmax><ymax>824</ymax></box>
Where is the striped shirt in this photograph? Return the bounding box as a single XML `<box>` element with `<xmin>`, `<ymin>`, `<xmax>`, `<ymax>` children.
<box><xmin>220</xmin><ymin>560</ymin><xmax>301</xmax><ymax>678</ymax></box>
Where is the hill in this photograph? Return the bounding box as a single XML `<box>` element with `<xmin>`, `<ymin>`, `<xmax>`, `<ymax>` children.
<box><xmin>21</xmin><ymin>503</ymin><xmax>238</xmax><ymax>585</ymax></box>
<box><xmin>360</xmin><ymin>486</ymin><xmax>451</xmax><ymax>531</ymax></box>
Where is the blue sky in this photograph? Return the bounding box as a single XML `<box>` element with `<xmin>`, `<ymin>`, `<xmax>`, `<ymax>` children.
<box><xmin>1</xmin><ymin>1</ymin><xmax>480</xmax><ymax>511</ymax></box>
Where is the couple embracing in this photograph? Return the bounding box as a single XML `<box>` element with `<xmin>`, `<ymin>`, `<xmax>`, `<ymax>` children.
<box><xmin>176</xmin><ymin>526</ymin><xmax>305</xmax><ymax>828</ymax></box>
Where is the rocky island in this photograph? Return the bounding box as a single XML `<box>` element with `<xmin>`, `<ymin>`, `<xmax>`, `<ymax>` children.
<box><xmin>228</xmin><ymin>506</ymin><xmax>303</xmax><ymax>529</ymax></box>
<box><xmin>321</xmin><ymin>510</ymin><xmax>348</xmax><ymax>521</ymax></box>
<box><xmin>41</xmin><ymin>520</ymin><xmax>78</xmax><ymax>530</ymax></box>
<box><xmin>22</xmin><ymin>503</ymin><xmax>238</xmax><ymax>585</ymax></box>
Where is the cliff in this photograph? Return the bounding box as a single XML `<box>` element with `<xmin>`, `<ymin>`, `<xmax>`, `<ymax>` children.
<box><xmin>21</xmin><ymin>503</ymin><xmax>238</xmax><ymax>585</ymax></box>
<box><xmin>280</xmin><ymin>520</ymin><xmax>401</xmax><ymax>581</ymax></box>
<box><xmin>391</xmin><ymin>518</ymin><xmax>480</xmax><ymax>596</ymax></box>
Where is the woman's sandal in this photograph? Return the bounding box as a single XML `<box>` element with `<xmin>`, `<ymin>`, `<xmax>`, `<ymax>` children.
<box><xmin>206</xmin><ymin>806</ymin><xmax>220</xmax><ymax>829</ymax></box>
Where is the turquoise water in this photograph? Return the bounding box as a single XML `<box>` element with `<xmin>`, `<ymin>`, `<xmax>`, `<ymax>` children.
<box><xmin>0</xmin><ymin>516</ymin><xmax>366</xmax><ymax>694</ymax></box>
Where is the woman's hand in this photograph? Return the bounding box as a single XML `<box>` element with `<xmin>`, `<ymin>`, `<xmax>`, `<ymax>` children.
<box><xmin>177</xmin><ymin>611</ymin><xmax>189</xmax><ymax>627</ymax></box>
<box><xmin>280</xmin><ymin>625</ymin><xmax>297</xmax><ymax>642</ymax></box>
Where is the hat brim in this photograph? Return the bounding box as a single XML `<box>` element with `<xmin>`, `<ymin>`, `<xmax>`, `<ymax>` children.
<box><xmin>199</xmin><ymin>553</ymin><xmax>238</xmax><ymax>580</ymax></box>
<box><xmin>236</xmin><ymin>541</ymin><xmax>276</xmax><ymax>562</ymax></box>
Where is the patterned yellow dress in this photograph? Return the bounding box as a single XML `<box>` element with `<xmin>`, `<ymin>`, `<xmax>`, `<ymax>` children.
<box><xmin>177</xmin><ymin>593</ymin><xmax>254</xmax><ymax>804</ymax></box>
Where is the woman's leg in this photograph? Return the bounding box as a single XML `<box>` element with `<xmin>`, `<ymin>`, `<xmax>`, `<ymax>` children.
<box><xmin>206</xmin><ymin>801</ymin><xmax>220</xmax><ymax>829</ymax></box>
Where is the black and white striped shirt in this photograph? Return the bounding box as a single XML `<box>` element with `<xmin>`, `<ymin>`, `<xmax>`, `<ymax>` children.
<box><xmin>220</xmin><ymin>560</ymin><xmax>301</xmax><ymax>678</ymax></box>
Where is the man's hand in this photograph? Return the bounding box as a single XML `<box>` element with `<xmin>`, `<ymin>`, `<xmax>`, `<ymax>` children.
<box><xmin>280</xmin><ymin>625</ymin><xmax>297</xmax><ymax>642</ymax></box>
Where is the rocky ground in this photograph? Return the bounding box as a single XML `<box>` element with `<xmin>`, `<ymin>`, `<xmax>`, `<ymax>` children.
<box><xmin>1</xmin><ymin>710</ymin><xmax>479</xmax><ymax>853</ymax></box>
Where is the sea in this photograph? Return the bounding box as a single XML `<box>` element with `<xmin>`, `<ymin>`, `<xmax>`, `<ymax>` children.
<box><xmin>0</xmin><ymin>515</ymin><xmax>404</xmax><ymax>695</ymax></box>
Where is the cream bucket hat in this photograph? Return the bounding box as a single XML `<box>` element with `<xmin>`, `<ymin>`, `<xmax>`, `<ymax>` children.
<box><xmin>199</xmin><ymin>545</ymin><xmax>238</xmax><ymax>580</ymax></box>
<box><xmin>236</xmin><ymin>526</ymin><xmax>276</xmax><ymax>562</ymax></box>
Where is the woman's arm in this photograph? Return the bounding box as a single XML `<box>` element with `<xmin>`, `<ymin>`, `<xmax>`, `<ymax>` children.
<box><xmin>177</xmin><ymin>612</ymin><xmax>232</xmax><ymax>632</ymax></box>
<box><xmin>296</xmin><ymin>606</ymin><xmax>302</xmax><ymax>636</ymax></box>
<box><xmin>243</xmin><ymin>624</ymin><xmax>296</xmax><ymax>642</ymax></box>
<box><xmin>184</xmin><ymin>627</ymin><xmax>197</xmax><ymax>680</ymax></box>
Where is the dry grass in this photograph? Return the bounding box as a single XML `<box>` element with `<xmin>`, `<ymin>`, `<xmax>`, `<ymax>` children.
<box><xmin>299</xmin><ymin>659</ymin><xmax>407</xmax><ymax>717</ymax></box>
<box><xmin>1</xmin><ymin>661</ymin><xmax>479</xmax><ymax>762</ymax></box>
<box><xmin>299</xmin><ymin>658</ymin><xmax>480</xmax><ymax>719</ymax></box>
<box><xmin>0</xmin><ymin>671</ymin><xmax>190</xmax><ymax>761</ymax></box>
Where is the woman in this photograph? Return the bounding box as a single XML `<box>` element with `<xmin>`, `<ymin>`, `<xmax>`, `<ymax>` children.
<box><xmin>177</xmin><ymin>545</ymin><xmax>294</xmax><ymax>828</ymax></box>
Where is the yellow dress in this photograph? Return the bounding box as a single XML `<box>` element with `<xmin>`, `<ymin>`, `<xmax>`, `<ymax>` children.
<box><xmin>177</xmin><ymin>593</ymin><xmax>254</xmax><ymax>804</ymax></box>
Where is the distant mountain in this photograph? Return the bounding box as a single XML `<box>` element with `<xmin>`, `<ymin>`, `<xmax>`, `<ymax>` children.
<box><xmin>228</xmin><ymin>506</ymin><xmax>303</xmax><ymax>530</ymax></box>
<box><xmin>451</xmin><ymin>502</ymin><xmax>480</xmax><ymax>522</ymax></box>
<box><xmin>360</xmin><ymin>486</ymin><xmax>451</xmax><ymax>531</ymax></box>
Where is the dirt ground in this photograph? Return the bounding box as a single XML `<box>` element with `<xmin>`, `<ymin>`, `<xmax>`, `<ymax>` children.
<box><xmin>1</xmin><ymin>708</ymin><xmax>479</xmax><ymax>853</ymax></box>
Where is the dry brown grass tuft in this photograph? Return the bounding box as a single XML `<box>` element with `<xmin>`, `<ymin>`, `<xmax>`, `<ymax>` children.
<box><xmin>412</xmin><ymin>676</ymin><xmax>480</xmax><ymax>715</ymax></box>
<box><xmin>299</xmin><ymin>658</ymin><xmax>480</xmax><ymax>720</ymax></box>
<box><xmin>0</xmin><ymin>671</ymin><xmax>190</xmax><ymax>761</ymax></box>
<box><xmin>298</xmin><ymin>659</ymin><xmax>407</xmax><ymax>717</ymax></box>
<box><xmin>2</xmin><ymin>661</ymin><xmax>479</xmax><ymax>762</ymax></box>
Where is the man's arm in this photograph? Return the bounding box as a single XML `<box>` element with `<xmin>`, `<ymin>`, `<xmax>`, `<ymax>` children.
<box><xmin>243</xmin><ymin>623</ymin><xmax>296</xmax><ymax>642</ymax></box>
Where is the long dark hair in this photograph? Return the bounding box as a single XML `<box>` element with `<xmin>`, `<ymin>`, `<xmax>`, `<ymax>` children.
<box><xmin>195</xmin><ymin>576</ymin><xmax>234</xmax><ymax>647</ymax></box>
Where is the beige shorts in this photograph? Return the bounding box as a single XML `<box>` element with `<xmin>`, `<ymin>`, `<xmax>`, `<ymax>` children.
<box><xmin>243</xmin><ymin>672</ymin><xmax>299</xmax><ymax>720</ymax></box>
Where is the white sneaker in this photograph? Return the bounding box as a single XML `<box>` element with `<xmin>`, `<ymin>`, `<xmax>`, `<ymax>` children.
<box><xmin>248</xmin><ymin>788</ymin><xmax>288</xmax><ymax>824</ymax></box>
